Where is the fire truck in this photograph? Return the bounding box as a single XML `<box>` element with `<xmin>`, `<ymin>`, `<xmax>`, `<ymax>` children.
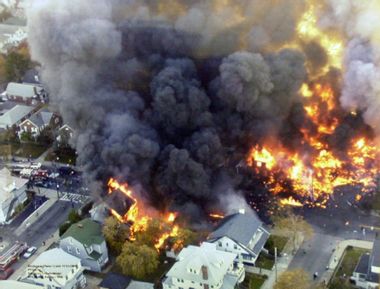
<box><xmin>0</xmin><ymin>241</ymin><xmax>28</xmax><ymax>270</ymax></box>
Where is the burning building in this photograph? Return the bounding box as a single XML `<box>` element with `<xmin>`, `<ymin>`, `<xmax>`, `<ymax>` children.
<box><xmin>25</xmin><ymin>1</ymin><xmax>380</xmax><ymax>217</ymax></box>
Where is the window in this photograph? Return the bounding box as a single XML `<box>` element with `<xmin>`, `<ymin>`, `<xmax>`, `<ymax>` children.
<box><xmin>218</xmin><ymin>241</ymin><xmax>222</xmax><ymax>247</ymax></box>
<box><xmin>67</xmin><ymin>246</ymin><xmax>71</xmax><ymax>253</ymax></box>
<box><xmin>76</xmin><ymin>248</ymin><xmax>80</xmax><ymax>255</ymax></box>
<box><xmin>234</xmin><ymin>244</ymin><xmax>237</xmax><ymax>250</ymax></box>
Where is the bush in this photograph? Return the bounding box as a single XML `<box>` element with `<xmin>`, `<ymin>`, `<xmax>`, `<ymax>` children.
<box><xmin>59</xmin><ymin>221</ymin><xmax>72</xmax><ymax>236</ymax></box>
<box><xmin>68</xmin><ymin>209</ymin><xmax>82</xmax><ymax>223</ymax></box>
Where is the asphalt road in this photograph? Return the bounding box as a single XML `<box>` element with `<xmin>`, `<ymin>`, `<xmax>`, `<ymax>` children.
<box><xmin>289</xmin><ymin>188</ymin><xmax>380</xmax><ymax>281</ymax></box>
<box><xmin>2</xmin><ymin>200</ymin><xmax>79</xmax><ymax>274</ymax></box>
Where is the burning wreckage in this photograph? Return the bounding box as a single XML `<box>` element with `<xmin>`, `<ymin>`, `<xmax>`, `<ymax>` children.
<box><xmin>26</xmin><ymin>0</ymin><xmax>380</xmax><ymax>232</ymax></box>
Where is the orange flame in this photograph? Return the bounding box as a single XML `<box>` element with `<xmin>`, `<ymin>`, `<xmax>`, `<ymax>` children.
<box><xmin>247</xmin><ymin>82</ymin><xmax>379</xmax><ymax>206</ymax></box>
<box><xmin>209</xmin><ymin>213</ymin><xmax>225</xmax><ymax>219</ymax></box>
<box><xmin>107</xmin><ymin>178</ymin><xmax>182</xmax><ymax>250</ymax></box>
<box><xmin>280</xmin><ymin>197</ymin><xmax>303</xmax><ymax>207</ymax></box>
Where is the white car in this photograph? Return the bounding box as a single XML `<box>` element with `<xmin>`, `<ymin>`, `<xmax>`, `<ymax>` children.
<box><xmin>23</xmin><ymin>246</ymin><xmax>37</xmax><ymax>259</ymax></box>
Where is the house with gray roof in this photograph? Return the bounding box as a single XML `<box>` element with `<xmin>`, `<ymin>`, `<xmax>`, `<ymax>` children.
<box><xmin>18</xmin><ymin>109</ymin><xmax>61</xmax><ymax>138</ymax></box>
<box><xmin>162</xmin><ymin>242</ymin><xmax>245</xmax><ymax>289</ymax></box>
<box><xmin>6</xmin><ymin>82</ymin><xmax>47</xmax><ymax>104</ymax></box>
<box><xmin>60</xmin><ymin>218</ymin><xmax>109</xmax><ymax>272</ymax></box>
<box><xmin>351</xmin><ymin>239</ymin><xmax>380</xmax><ymax>289</ymax></box>
<box><xmin>207</xmin><ymin>210</ymin><xmax>270</xmax><ymax>267</ymax></box>
<box><xmin>0</xmin><ymin>104</ymin><xmax>34</xmax><ymax>129</ymax></box>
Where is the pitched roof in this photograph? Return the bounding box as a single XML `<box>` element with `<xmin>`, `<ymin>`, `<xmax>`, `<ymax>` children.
<box><xmin>24</xmin><ymin>110</ymin><xmax>53</xmax><ymax>128</ymax></box>
<box><xmin>28</xmin><ymin>248</ymin><xmax>80</xmax><ymax>278</ymax></box>
<box><xmin>6</xmin><ymin>82</ymin><xmax>43</xmax><ymax>98</ymax></box>
<box><xmin>0</xmin><ymin>167</ymin><xmax>28</xmax><ymax>203</ymax></box>
<box><xmin>61</xmin><ymin>218</ymin><xmax>104</xmax><ymax>246</ymax></box>
<box><xmin>209</xmin><ymin>211</ymin><xmax>264</xmax><ymax>247</ymax></box>
<box><xmin>166</xmin><ymin>242</ymin><xmax>236</xmax><ymax>285</ymax></box>
<box><xmin>127</xmin><ymin>280</ymin><xmax>154</xmax><ymax>289</ymax></box>
<box><xmin>98</xmin><ymin>272</ymin><xmax>131</xmax><ymax>289</ymax></box>
<box><xmin>0</xmin><ymin>281</ymin><xmax>43</xmax><ymax>289</ymax></box>
<box><xmin>371</xmin><ymin>238</ymin><xmax>380</xmax><ymax>268</ymax></box>
<box><xmin>354</xmin><ymin>253</ymin><xmax>370</xmax><ymax>274</ymax></box>
<box><xmin>0</xmin><ymin>104</ymin><xmax>34</xmax><ymax>127</ymax></box>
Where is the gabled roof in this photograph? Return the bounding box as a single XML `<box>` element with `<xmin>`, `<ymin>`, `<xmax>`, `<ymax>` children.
<box><xmin>208</xmin><ymin>211</ymin><xmax>264</xmax><ymax>247</ymax></box>
<box><xmin>0</xmin><ymin>167</ymin><xmax>28</xmax><ymax>203</ymax></box>
<box><xmin>29</xmin><ymin>248</ymin><xmax>80</xmax><ymax>277</ymax></box>
<box><xmin>61</xmin><ymin>218</ymin><xmax>104</xmax><ymax>246</ymax></box>
<box><xmin>0</xmin><ymin>104</ymin><xmax>34</xmax><ymax>127</ymax></box>
<box><xmin>22</xmin><ymin>110</ymin><xmax>53</xmax><ymax>128</ymax></box>
<box><xmin>6</xmin><ymin>82</ymin><xmax>43</xmax><ymax>98</ymax></box>
<box><xmin>166</xmin><ymin>242</ymin><xmax>236</xmax><ymax>285</ymax></box>
<box><xmin>98</xmin><ymin>272</ymin><xmax>131</xmax><ymax>289</ymax></box>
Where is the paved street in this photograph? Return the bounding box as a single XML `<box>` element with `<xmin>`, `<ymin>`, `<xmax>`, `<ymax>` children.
<box><xmin>289</xmin><ymin>189</ymin><xmax>380</xmax><ymax>282</ymax></box>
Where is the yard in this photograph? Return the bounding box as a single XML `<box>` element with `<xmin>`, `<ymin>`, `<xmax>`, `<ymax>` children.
<box><xmin>242</xmin><ymin>273</ymin><xmax>267</xmax><ymax>289</ymax></box>
<box><xmin>45</xmin><ymin>148</ymin><xmax>77</xmax><ymax>165</ymax></box>
<box><xmin>256</xmin><ymin>235</ymin><xmax>289</xmax><ymax>270</ymax></box>
<box><xmin>329</xmin><ymin>246</ymin><xmax>369</xmax><ymax>289</ymax></box>
<box><xmin>0</xmin><ymin>142</ymin><xmax>48</xmax><ymax>158</ymax></box>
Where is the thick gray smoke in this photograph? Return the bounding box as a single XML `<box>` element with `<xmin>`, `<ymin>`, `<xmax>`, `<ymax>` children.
<box><xmin>321</xmin><ymin>0</ymin><xmax>380</xmax><ymax>135</ymax></box>
<box><xmin>26</xmin><ymin>0</ymin><xmax>316</xmax><ymax>216</ymax></box>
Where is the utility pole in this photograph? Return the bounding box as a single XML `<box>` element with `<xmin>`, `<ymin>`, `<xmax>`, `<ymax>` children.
<box><xmin>275</xmin><ymin>247</ymin><xmax>278</xmax><ymax>283</ymax></box>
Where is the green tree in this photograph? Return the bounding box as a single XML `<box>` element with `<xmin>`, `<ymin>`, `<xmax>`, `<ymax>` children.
<box><xmin>116</xmin><ymin>241</ymin><xmax>159</xmax><ymax>279</ymax></box>
<box><xmin>59</xmin><ymin>221</ymin><xmax>72</xmax><ymax>236</ymax></box>
<box><xmin>135</xmin><ymin>219</ymin><xmax>165</xmax><ymax>247</ymax></box>
<box><xmin>272</xmin><ymin>211</ymin><xmax>314</xmax><ymax>254</ymax></box>
<box><xmin>102</xmin><ymin>216</ymin><xmax>129</xmax><ymax>255</ymax></box>
<box><xmin>68</xmin><ymin>209</ymin><xmax>82</xmax><ymax>223</ymax></box>
<box><xmin>5</xmin><ymin>49</ymin><xmax>32</xmax><ymax>81</ymax></box>
<box><xmin>274</xmin><ymin>269</ymin><xmax>311</xmax><ymax>289</ymax></box>
<box><xmin>20</xmin><ymin>131</ymin><xmax>33</xmax><ymax>142</ymax></box>
<box><xmin>37</xmin><ymin>126</ymin><xmax>54</xmax><ymax>145</ymax></box>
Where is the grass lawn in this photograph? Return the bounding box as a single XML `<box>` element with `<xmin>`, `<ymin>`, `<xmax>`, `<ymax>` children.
<box><xmin>256</xmin><ymin>253</ymin><xmax>274</xmax><ymax>270</ymax></box>
<box><xmin>329</xmin><ymin>246</ymin><xmax>369</xmax><ymax>289</ymax></box>
<box><xmin>242</xmin><ymin>273</ymin><xmax>267</xmax><ymax>289</ymax></box>
<box><xmin>45</xmin><ymin>148</ymin><xmax>77</xmax><ymax>165</ymax></box>
<box><xmin>14</xmin><ymin>143</ymin><xmax>48</xmax><ymax>158</ymax></box>
<box><xmin>268</xmin><ymin>235</ymin><xmax>289</xmax><ymax>254</ymax></box>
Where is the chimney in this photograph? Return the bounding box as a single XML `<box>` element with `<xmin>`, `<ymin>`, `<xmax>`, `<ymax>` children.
<box><xmin>201</xmin><ymin>265</ymin><xmax>208</xmax><ymax>280</ymax></box>
<box><xmin>77</xmin><ymin>223</ymin><xmax>83</xmax><ymax>228</ymax></box>
<box><xmin>239</xmin><ymin>208</ymin><xmax>245</xmax><ymax>214</ymax></box>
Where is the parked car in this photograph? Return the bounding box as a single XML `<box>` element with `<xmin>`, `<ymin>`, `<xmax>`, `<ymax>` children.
<box><xmin>0</xmin><ymin>268</ymin><xmax>14</xmax><ymax>280</ymax></box>
<box><xmin>22</xmin><ymin>247</ymin><xmax>37</xmax><ymax>259</ymax></box>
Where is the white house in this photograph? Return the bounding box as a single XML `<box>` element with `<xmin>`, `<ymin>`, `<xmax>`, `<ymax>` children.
<box><xmin>208</xmin><ymin>210</ymin><xmax>270</xmax><ymax>267</ymax></box>
<box><xmin>18</xmin><ymin>109</ymin><xmax>61</xmax><ymax>138</ymax></box>
<box><xmin>162</xmin><ymin>242</ymin><xmax>245</xmax><ymax>289</ymax></box>
<box><xmin>60</xmin><ymin>218</ymin><xmax>109</xmax><ymax>272</ymax></box>
<box><xmin>0</xmin><ymin>280</ymin><xmax>43</xmax><ymax>289</ymax></box>
<box><xmin>6</xmin><ymin>82</ymin><xmax>46</xmax><ymax>104</ymax></box>
<box><xmin>351</xmin><ymin>239</ymin><xmax>380</xmax><ymax>289</ymax></box>
<box><xmin>21</xmin><ymin>248</ymin><xmax>86</xmax><ymax>289</ymax></box>
<box><xmin>0</xmin><ymin>167</ymin><xmax>28</xmax><ymax>224</ymax></box>
<box><xmin>0</xmin><ymin>104</ymin><xmax>34</xmax><ymax>129</ymax></box>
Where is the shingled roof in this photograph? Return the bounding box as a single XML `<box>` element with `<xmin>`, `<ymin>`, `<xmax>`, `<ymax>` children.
<box><xmin>61</xmin><ymin>218</ymin><xmax>104</xmax><ymax>246</ymax></box>
<box><xmin>208</xmin><ymin>211</ymin><xmax>267</xmax><ymax>248</ymax></box>
<box><xmin>99</xmin><ymin>272</ymin><xmax>131</xmax><ymax>289</ymax></box>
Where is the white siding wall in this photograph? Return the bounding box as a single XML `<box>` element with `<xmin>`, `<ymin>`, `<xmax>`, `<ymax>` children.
<box><xmin>213</xmin><ymin>237</ymin><xmax>255</xmax><ymax>265</ymax></box>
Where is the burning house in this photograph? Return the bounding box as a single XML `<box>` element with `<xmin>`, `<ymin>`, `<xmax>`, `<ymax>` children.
<box><xmin>24</xmin><ymin>0</ymin><xmax>380</xmax><ymax>220</ymax></box>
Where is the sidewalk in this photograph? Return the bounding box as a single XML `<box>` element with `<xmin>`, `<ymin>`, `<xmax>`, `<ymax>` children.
<box><xmin>321</xmin><ymin>239</ymin><xmax>373</xmax><ymax>284</ymax></box>
<box><xmin>261</xmin><ymin>235</ymin><xmax>304</xmax><ymax>289</ymax></box>
<box><xmin>14</xmin><ymin>197</ymin><xmax>57</xmax><ymax>236</ymax></box>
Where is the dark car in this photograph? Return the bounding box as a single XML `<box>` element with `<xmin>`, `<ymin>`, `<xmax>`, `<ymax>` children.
<box><xmin>58</xmin><ymin>167</ymin><xmax>77</xmax><ymax>176</ymax></box>
<box><xmin>0</xmin><ymin>268</ymin><xmax>14</xmax><ymax>280</ymax></box>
